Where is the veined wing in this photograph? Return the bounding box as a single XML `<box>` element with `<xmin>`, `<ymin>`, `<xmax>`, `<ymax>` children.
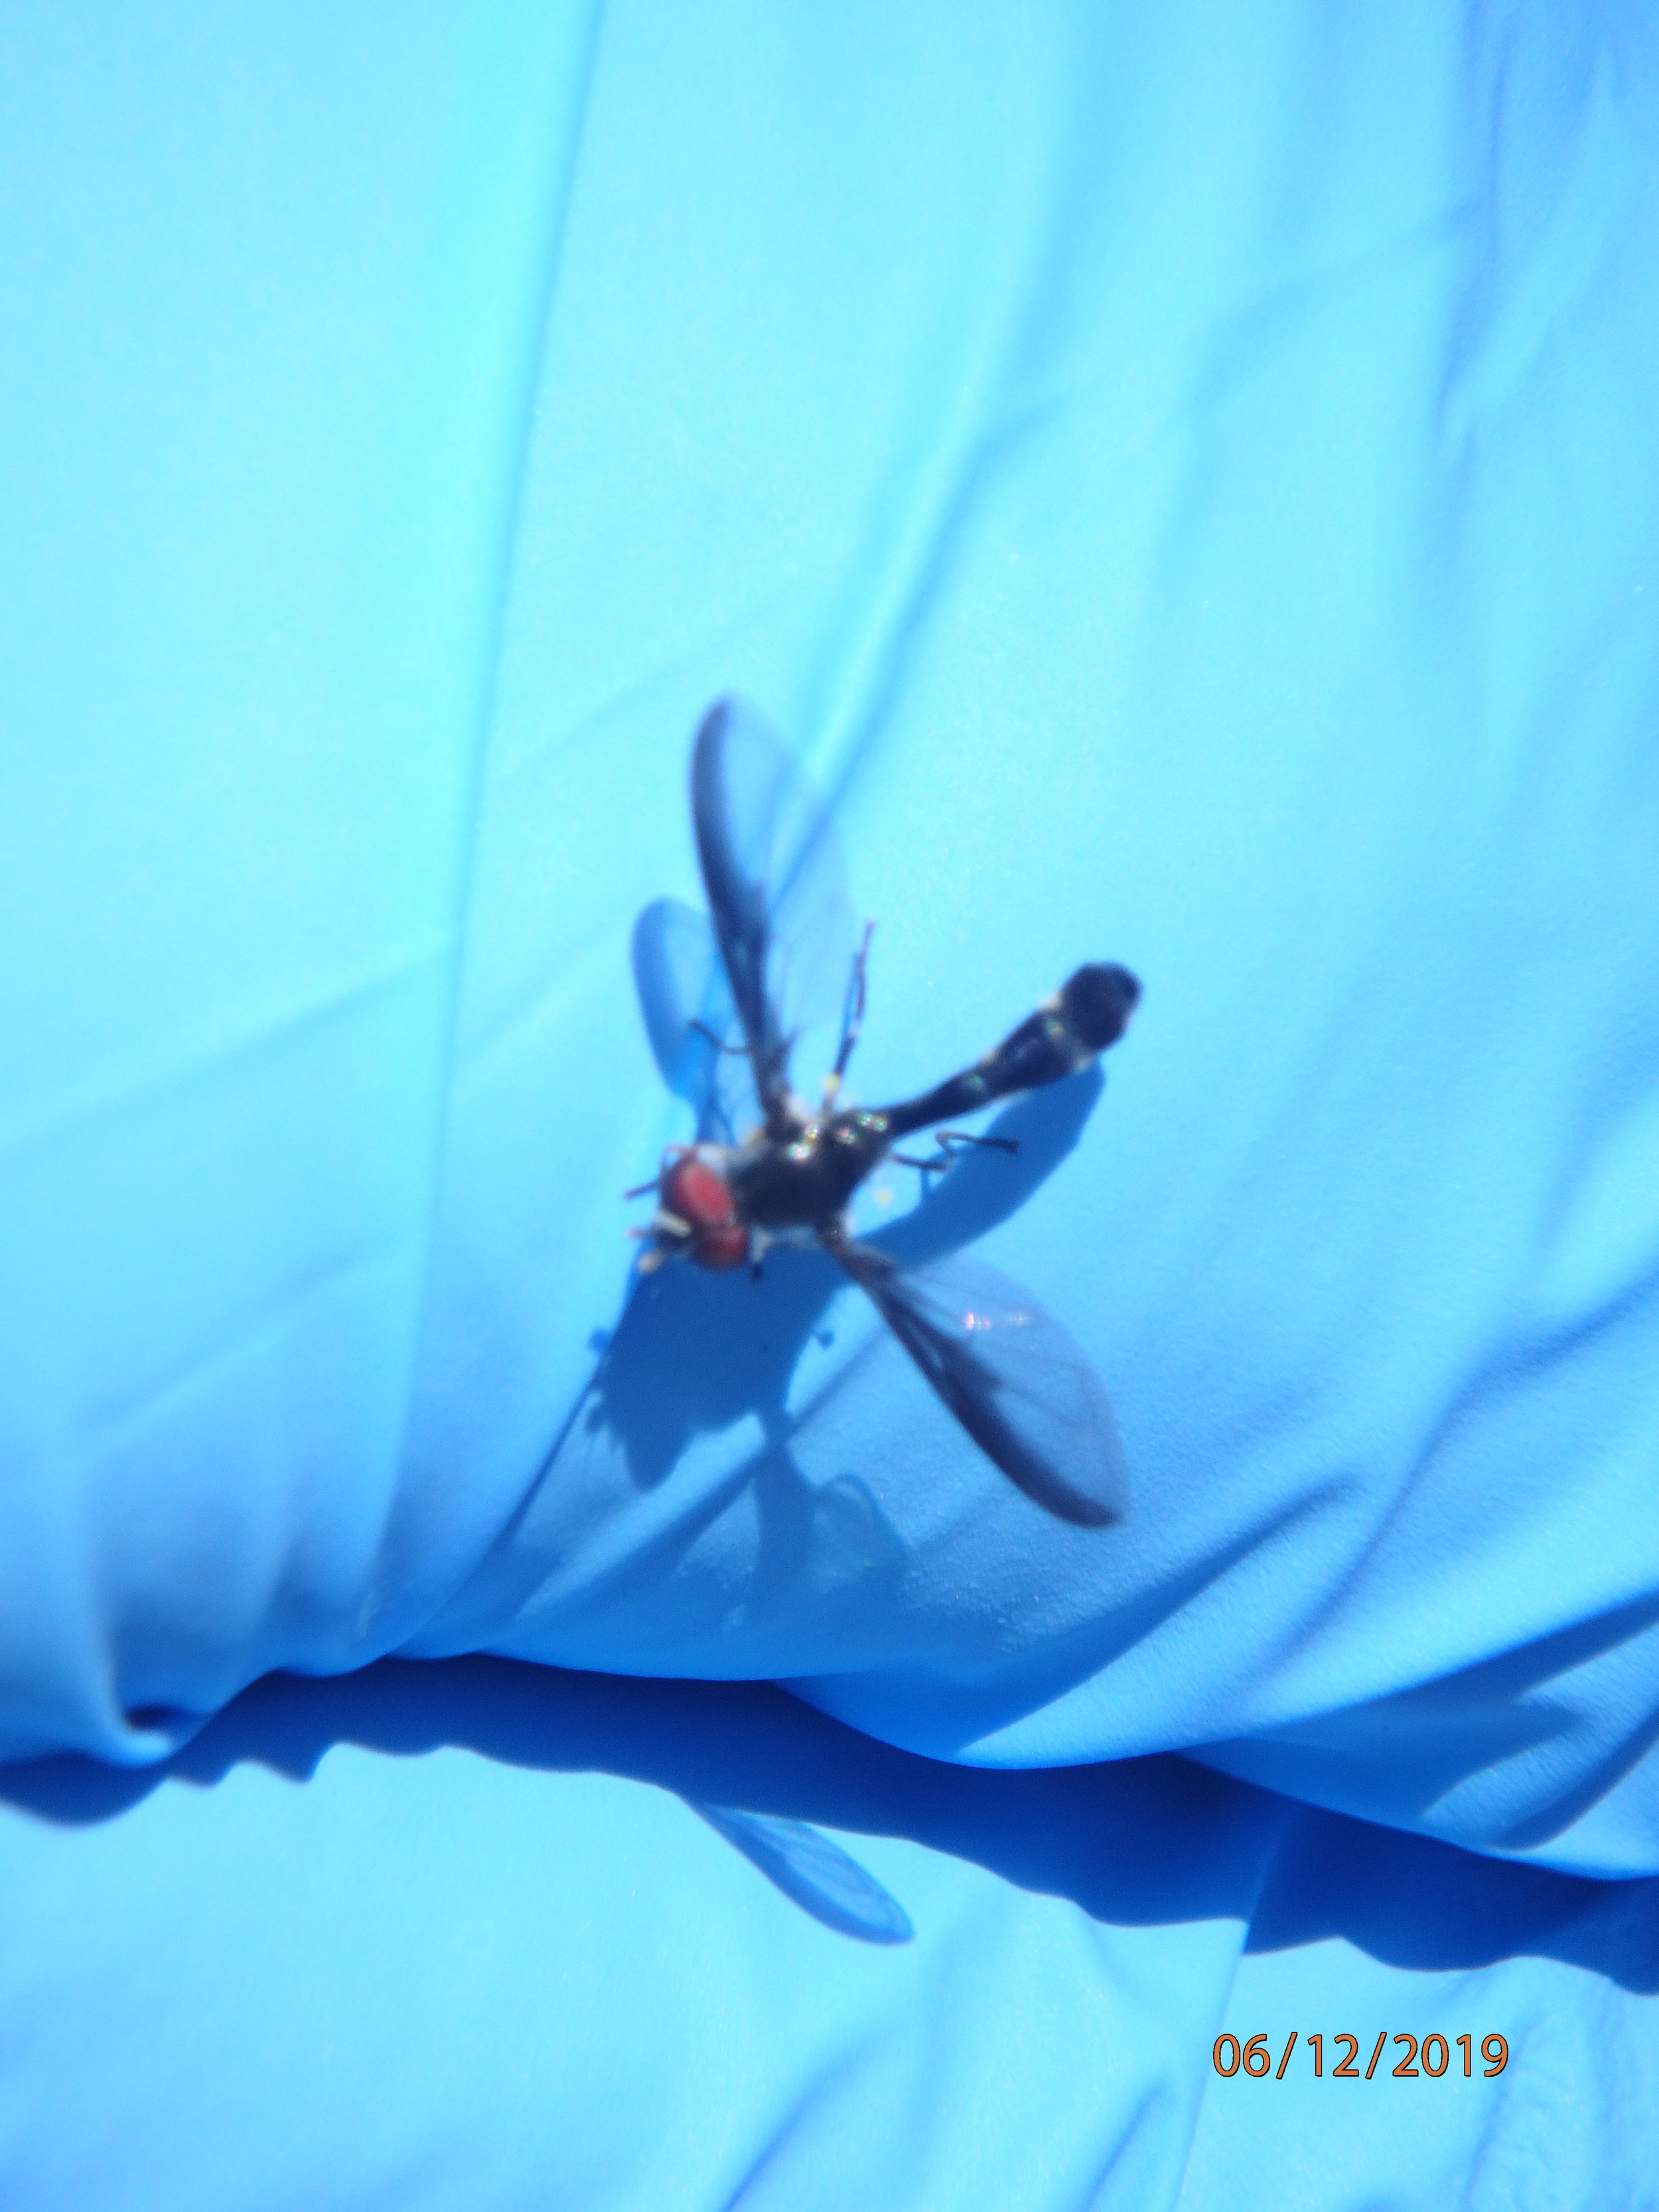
<box><xmin>831</xmin><ymin>1242</ymin><xmax>1129</xmax><ymax>1527</ymax></box>
<box><xmin>690</xmin><ymin>698</ymin><xmax>855</xmax><ymax>1135</ymax></box>
<box><xmin>630</xmin><ymin>896</ymin><xmax>751</xmax><ymax>1141</ymax></box>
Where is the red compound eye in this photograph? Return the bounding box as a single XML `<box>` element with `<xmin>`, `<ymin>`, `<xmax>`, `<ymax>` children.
<box><xmin>661</xmin><ymin>1155</ymin><xmax>748</xmax><ymax>1270</ymax></box>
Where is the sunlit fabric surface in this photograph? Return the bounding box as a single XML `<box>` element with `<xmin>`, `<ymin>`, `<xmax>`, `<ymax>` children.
<box><xmin>2</xmin><ymin>4</ymin><xmax>1657</xmax><ymax>2208</ymax></box>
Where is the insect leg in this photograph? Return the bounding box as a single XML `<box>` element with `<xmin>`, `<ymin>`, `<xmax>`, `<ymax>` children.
<box><xmin>821</xmin><ymin>921</ymin><xmax>875</xmax><ymax>1109</ymax></box>
<box><xmin>625</xmin><ymin>1143</ymin><xmax>689</xmax><ymax>1200</ymax></box>
<box><xmin>893</xmin><ymin>1129</ymin><xmax>1020</xmax><ymax>1183</ymax></box>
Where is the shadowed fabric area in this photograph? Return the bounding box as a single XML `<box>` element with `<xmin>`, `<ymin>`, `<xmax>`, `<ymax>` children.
<box><xmin>3</xmin><ymin>1660</ymin><xmax>1656</xmax><ymax>2208</ymax></box>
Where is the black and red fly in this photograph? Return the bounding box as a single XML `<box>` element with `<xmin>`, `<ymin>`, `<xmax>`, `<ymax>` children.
<box><xmin>631</xmin><ymin>698</ymin><xmax>1141</xmax><ymax>1527</ymax></box>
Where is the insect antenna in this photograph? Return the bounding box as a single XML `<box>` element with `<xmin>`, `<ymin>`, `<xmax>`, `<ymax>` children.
<box><xmin>821</xmin><ymin>920</ymin><xmax>875</xmax><ymax>1109</ymax></box>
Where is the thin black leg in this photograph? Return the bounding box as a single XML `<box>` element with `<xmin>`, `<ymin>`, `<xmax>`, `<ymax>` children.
<box><xmin>891</xmin><ymin>1129</ymin><xmax>1019</xmax><ymax>1181</ymax></box>
<box><xmin>823</xmin><ymin>921</ymin><xmax>875</xmax><ymax>1104</ymax></box>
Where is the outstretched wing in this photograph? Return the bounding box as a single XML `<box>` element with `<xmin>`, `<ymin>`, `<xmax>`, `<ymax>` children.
<box><xmin>690</xmin><ymin>698</ymin><xmax>855</xmax><ymax>1136</ymax></box>
<box><xmin>831</xmin><ymin>1242</ymin><xmax>1129</xmax><ymax>1527</ymax></box>
<box><xmin>630</xmin><ymin>896</ymin><xmax>752</xmax><ymax>1140</ymax></box>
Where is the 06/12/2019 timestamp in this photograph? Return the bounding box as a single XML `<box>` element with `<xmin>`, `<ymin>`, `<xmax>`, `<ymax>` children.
<box><xmin>1213</xmin><ymin>2032</ymin><xmax>1508</xmax><ymax>2081</ymax></box>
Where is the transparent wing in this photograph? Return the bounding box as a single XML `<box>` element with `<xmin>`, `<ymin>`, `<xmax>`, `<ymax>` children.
<box><xmin>631</xmin><ymin>897</ymin><xmax>727</xmax><ymax>1099</ymax></box>
<box><xmin>690</xmin><ymin>698</ymin><xmax>857</xmax><ymax>1132</ymax></box>
<box><xmin>630</xmin><ymin>896</ymin><xmax>753</xmax><ymax>1140</ymax></box>
<box><xmin>833</xmin><ymin>1244</ymin><xmax>1129</xmax><ymax>1527</ymax></box>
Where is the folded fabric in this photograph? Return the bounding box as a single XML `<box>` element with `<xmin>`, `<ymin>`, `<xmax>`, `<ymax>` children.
<box><xmin>4</xmin><ymin>1660</ymin><xmax>1655</xmax><ymax>2212</ymax></box>
<box><xmin>3</xmin><ymin>2</ymin><xmax>1658</xmax><ymax>1887</ymax></box>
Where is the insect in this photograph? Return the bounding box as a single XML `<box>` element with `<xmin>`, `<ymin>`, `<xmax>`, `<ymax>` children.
<box><xmin>631</xmin><ymin>698</ymin><xmax>1141</xmax><ymax>1526</ymax></box>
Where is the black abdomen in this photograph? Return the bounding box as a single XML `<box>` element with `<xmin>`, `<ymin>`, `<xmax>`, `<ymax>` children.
<box><xmin>880</xmin><ymin>962</ymin><xmax>1140</xmax><ymax>1140</ymax></box>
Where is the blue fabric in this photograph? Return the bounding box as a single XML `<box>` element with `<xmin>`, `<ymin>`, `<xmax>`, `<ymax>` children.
<box><xmin>3</xmin><ymin>3</ymin><xmax>1658</xmax><ymax>2205</ymax></box>
<box><xmin>5</xmin><ymin>1660</ymin><xmax>1658</xmax><ymax>2211</ymax></box>
<box><xmin>0</xmin><ymin>2</ymin><xmax>601</xmax><ymax>1762</ymax></box>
